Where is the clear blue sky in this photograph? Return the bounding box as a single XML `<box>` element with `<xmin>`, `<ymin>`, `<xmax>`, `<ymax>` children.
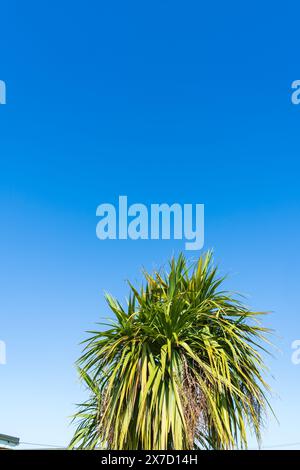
<box><xmin>0</xmin><ymin>0</ymin><xmax>299</xmax><ymax>449</ymax></box>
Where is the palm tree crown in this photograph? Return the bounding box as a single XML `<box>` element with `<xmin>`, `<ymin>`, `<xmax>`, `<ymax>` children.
<box><xmin>70</xmin><ymin>251</ymin><xmax>273</xmax><ymax>450</ymax></box>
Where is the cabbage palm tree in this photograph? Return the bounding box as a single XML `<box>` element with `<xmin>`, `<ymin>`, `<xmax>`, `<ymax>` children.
<box><xmin>70</xmin><ymin>252</ymin><xmax>273</xmax><ymax>450</ymax></box>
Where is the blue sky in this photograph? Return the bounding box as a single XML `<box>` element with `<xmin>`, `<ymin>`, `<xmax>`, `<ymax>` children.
<box><xmin>0</xmin><ymin>0</ymin><xmax>300</xmax><ymax>449</ymax></box>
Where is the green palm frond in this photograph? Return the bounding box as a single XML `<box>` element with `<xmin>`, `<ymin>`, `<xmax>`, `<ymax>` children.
<box><xmin>70</xmin><ymin>251</ymin><xmax>274</xmax><ymax>450</ymax></box>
